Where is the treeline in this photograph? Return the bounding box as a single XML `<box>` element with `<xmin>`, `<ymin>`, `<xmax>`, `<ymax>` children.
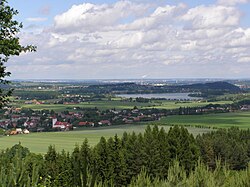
<box><xmin>197</xmin><ymin>127</ymin><xmax>250</xmax><ymax>170</ymax></box>
<box><xmin>0</xmin><ymin>126</ymin><xmax>249</xmax><ymax>186</ymax></box>
<box><xmin>13</xmin><ymin>90</ymin><xmax>59</xmax><ymax>100</ymax></box>
<box><xmin>60</xmin><ymin>81</ymin><xmax>241</xmax><ymax>96</ymax></box>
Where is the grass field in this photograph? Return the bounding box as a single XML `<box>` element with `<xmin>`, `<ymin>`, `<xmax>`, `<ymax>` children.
<box><xmin>0</xmin><ymin>125</ymin><xmax>212</xmax><ymax>154</ymax></box>
<box><xmin>145</xmin><ymin>100</ymin><xmax>233</xmax><ymax>110</ymax></box>
<box><xmin>17</xmin><ymin>100</ymin><xmax>233</xmax><ymax>112</ymax></box>
<box><xmin>18</xmin><ymin>100</ymin><xmax>157</xmax><ymax>111</ymax></box>
<box><xmin>153</xmin><ymin>111</ymin><xmax>250</xmax><ymax>129</ymax></box>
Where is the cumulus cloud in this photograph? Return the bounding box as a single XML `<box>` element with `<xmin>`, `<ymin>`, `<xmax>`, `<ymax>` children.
<box><xmin>217</xmin><ymin>0</ymin><xmax>250</xmax><ymax>6</ymax></box>
<box><xmin>8</xmin><ymin>0</ymin><xmax>250</xmax><ymax>79</ymax></box>
<box><xmin>182</xmin><ymin>5</ymin><xmax>240</xmax><ymax>29</ymax></box>
<box><xmin>53</xmin><ymin>1</ymin><xmax>149</xmax><ymax>33</ymax></box>
<box><xmin>117</xmin><ymin>3</ymin><xmax>186</xmax><ymax>31</ymax></box>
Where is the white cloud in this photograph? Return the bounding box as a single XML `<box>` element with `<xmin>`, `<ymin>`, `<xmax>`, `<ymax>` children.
<box><xmin>8</xmin><ymin>1</ymin><xmax>250</xmax><ymax>79</ymax></box>
<box><xmin>182</xmin><ymin>5</ymin><xmax>240</xmax><ymax>29</ymax></box>
<box><xmin>53</xmin><ymin>1</ymin><xmax>149</xmax><ymax>33</ymax></box>
<box><xmin>217</xmin><ymin>0</ymin><xmax>250</xmax><ymax>6</ymax></box>
<box><xmin>26</xmin><ymin>17</ymin><xmax>48</xmax><ymax>22</ymax></box>
<box><xmin>118</xmin><ymin>3</ymin><xmax>186</xmax><ymax>31</ymax></box>
<box><xmin>228</xmin><ymin>28</ymin><xmax>250</xmax><ymax>47</ymax></box>
<box><xmin>238</xmin><ymin>56</ymin><xmax>250</xmax><ymax>63</ymax></box>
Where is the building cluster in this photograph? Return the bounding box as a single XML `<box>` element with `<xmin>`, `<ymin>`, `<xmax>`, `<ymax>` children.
<box><xmin>0</xmin><ymin>106</ymin><xmax>163</xmax><ymax>135</ymax></box>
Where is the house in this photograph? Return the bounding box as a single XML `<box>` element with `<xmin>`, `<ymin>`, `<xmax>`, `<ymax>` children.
<box><xmin>78</xmin><ymin>121</ymin><xmax>94</xmax><ymax>127</ymax></box>
<box><xmin>23</xmin><ymin>121</ymin><xmax>37</xmax><ymax>128</ymax></box>
<box><xmin>241</xmin><ymin>105</ymin><xmax>250</xmax><ymax>111</ymax></box>
<box><xmin>98</xmin><ymin>120</ymin><xmax>111</xmax><ymax>126</ymax></box>
<box><xmin>88</xmin><ymin>122</ymin><xmax>95</xmax><ymax>126</ymax></box>
<box><xmin>79</xmin><ymin>121</ymin><xmax>88</xmax><ymax>126</ymax></box>
<box><xmin>52</xmin><ymin>118</ymin><xmax>72</xmax><ymax>130</ymax></box>
<box><xmin>23</xmin><ymin>129</ymin><xmax>30</xmax><ymax>134</ymax></box>
<box><xmin>16</xmin><ymin>128</ymin><xmax>23</xmax><ymax>134</ymax></box>
<box><xmin>133</xmin><ymin>117</ymin><xmax>140</xmax><ymax>122</ymax></box>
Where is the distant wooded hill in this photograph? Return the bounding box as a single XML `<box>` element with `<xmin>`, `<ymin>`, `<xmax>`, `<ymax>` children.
<box><xmin>177</xmin><ymin>81</ymin><xmax>241</xmax><ymax>92</ymax></box>
<box><xmin>62</xmin><ymin>81</ymin><xmax>241</xmax><ymax>96</ymax></box>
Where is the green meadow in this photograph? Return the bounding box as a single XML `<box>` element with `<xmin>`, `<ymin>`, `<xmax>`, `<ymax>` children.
<box><xmin>145</xmin><ymin>100</ymin><xmax>233</xmax><ymax>109</ymax></box>
<box><xmin>0</xmin><ymin>125</ymin><xmax>212</xmax><ymax>154</ymax></box>
<box><xmin>18</xmin><ymin>100</ymin><xmax>156</xmax><ymax>111</ymax></box>
<box><xmin>154</xmin><ymin>111</ymin><xmax>250</xmax><ymax>129</ymax></box>
<box><xmin>17</xmin><ymin>100</ymin><xmax>233</xmax><ymax>111</ymax></box>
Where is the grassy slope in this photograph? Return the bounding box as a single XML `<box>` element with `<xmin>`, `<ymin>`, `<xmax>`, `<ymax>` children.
<box><xmin>154</xmin><ymin>111</ymin><xmax>250</xmax><ymax>129</ymax></box>
<box><xmin>0</xmin><ymin>125</ymin><xmax>212</xmax><ymax>154</ymax></box>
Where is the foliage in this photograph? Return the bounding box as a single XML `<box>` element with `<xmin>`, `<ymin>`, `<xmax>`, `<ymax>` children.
<box><xmin>0</xmin><ymin>128</ymin><xmax>4</xmax><ymax>135</ymax></box>
<box><xmin>13</xmin><ymin>90</ymin><xmax>58</xmax><ymax>100</ymax></box>
<box><xmin>197</xmin><ymin>127</ymin><xmax>250</xmax><ymax>170</ymax></box>
<box><xmin>0</xmin><ymin>0</ymin><xmax>36</xmax><ymax>108</ymax></box>
<box><xmin>0</xmin><ymin>126</ymin><xmax>249</xmax><ymax>186</ymax></box>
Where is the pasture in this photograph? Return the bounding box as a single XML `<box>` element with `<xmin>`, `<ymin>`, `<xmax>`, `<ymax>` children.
<box><xmin>154</xmin><ymin>111</ymin><xmax>250</xmax><ymax>129</ymax></box>
<box><xmin>0</xmin><ymin>125</ymin><xmax>212</xmax><ymax>154</ymax></box>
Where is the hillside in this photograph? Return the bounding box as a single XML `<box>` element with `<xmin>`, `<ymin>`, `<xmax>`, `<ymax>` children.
<box><xmin>180</xmin><ymin>81</ymin><xmax>241</xmax><ymax>92</ymax></box>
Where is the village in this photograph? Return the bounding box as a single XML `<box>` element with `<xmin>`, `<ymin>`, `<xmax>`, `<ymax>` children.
<box><xmin>0</xmin><ymin>98</ymin><xmax>245</xmax><ymax>136</ymax></box>
<box><xmin>0</xmin><ymin>105</ymin><xmax>164</xmax><ymax>135</ymax></box>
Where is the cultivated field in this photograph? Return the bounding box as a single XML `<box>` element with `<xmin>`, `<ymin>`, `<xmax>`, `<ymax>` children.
<box><xmin>154</xmin><ymin>111</ymin><xmax>250</xmax><ymax>129</ymax></box>
<box><xmin>17</xmin><ymin>100</ymin><xmax>156</xmax><ymax>111</ymax></box>
<box><xmin>0</xmin><ymin>125</ymin><xmax>212</xmax><ymax>154</ymax></box>
<box><xmin>145</xmin><ymin>100</ymin><xmax>233</xmax><ymax>110</ymax></box>
<box><xmin>17</xmin><ymin>100</ymin><xmax>233</xmax><ymax>111</ymax></box>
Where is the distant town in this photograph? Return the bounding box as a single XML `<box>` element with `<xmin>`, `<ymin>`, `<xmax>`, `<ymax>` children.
<box><xmin>1</xmin><ymin>80</ymin><xmax>249</xmax><ymax>135</ymax></box>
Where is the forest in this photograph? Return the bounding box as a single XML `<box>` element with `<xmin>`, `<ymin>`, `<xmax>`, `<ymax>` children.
<box><xmin>58</xmin><ymin>81</ymin><xmax>242</xmax><ymax>96</ymax></box>
<box><xmin>0</xmin><ymin>126</ymin><xmax>249</xmax><ymax>186</ymax></box>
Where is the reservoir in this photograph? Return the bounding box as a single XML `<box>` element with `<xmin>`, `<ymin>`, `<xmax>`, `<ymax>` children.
<box><xmin>116</xmin><ymin>93</ymin><xmax>201</xmax><ymax>100</ymax></box>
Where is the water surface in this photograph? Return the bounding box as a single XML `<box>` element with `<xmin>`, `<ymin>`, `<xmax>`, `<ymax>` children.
<box><xmin>117</xmin><ymin>93</ymin><xmax>201</xmax><ymax>100</ymax></box>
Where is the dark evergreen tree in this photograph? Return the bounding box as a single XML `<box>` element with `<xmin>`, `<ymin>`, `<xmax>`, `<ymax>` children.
<box><xmin>55</xmin><ymin>150</ymin><xmax>72</xmax><ymax>186</ymax></box>
<box><xmin>44</xmin><ymin>145</ymin><xmax>59</xmax><ymax>183</ymax></box>
<box><xmin>113</xmin><ymin>134</ymin><xmax>127</xmax><ymax>186</ymax></box>
<box><xmin>95</xmin><ymin>136</ymin><xmax>109</xmax><ymax>183</ymax></box>
<box><xmin>71</xmin><ymin>145</ymin><xmax>81</xmax><ymax>186</ymax></box>
<box><xmin>123</xmin><ymin>132</ymin><xmax>145</xmax><ymax>183</ymax></box>
<box><xmin>80</xmin><ymin>139</ymin><xmax>91</xmax><ymax>187</ymax></box>
<box><xmin>143</xmin><ymin>125</ymin><xmax>162</xmax><ymax>178</ymax></box>
<box><xmin>196</xmin><ymin>134</ymin><xmax>215</xmax><ymax>167</ymax></box>
<box><xmin>5</xmin><ymin>142</ymin><xmax>30</xmax><ymax>160</ymax></box>
<box><xmin>168</xmin><ymin>126</ymin><xmax>200</xmax><ymax>171</ymax></box>
<box><xmin>157</xmin><ymin>127</ymin><xmax>170</xmax><ymax>178</ymax></box>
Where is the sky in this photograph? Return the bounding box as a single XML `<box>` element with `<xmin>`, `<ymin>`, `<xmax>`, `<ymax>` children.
<box><xmin>5</xmin><ymin>0</ymin><xmax>250</xmax><ymax>79</ymax></box>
